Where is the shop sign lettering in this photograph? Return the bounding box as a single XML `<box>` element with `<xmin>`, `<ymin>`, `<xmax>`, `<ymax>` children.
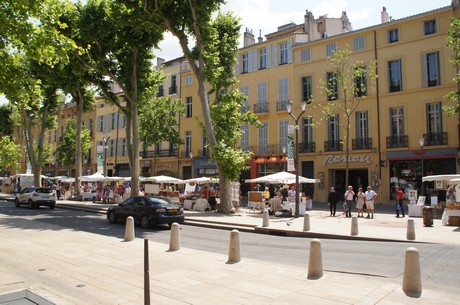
<box><xmin>323</xmin><ymin>155</ymin><xmax>371</xmax><ymax>166</ymax></box>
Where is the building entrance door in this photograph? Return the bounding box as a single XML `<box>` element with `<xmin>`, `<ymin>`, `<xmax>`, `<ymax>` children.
<box><xmin>333</xmin><ymin>169</ymin><xmax>369</xmax><ymax>196</ymax></box>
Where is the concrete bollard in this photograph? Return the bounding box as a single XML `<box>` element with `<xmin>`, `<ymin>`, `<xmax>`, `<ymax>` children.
<box><xmin>406</xmin><ymin>219</ymin><xmax>416</xmax><ymax>241</ymax></box>
<box><xmin>303</xmin><ymin>213</ymin><xmax>310</xmax><ymax>231</ymax></box>
<box><xmin>402</xmin><ymin>247</ymin><xmax>422</xmax><ymax>297</ymax></box>
<box><xmin>227</xmin><ymin>229</ymin><xmax>241</xmax><ymax>263</ymax></box>
<box><xmin>169</xmin><ymin>222</ymin><xmax>181</xmax><ymax>251</ymax></box>
<box><xmin>307</xmin><ymin>239</ymin><xmax>323</xmax><ymax>279</ymax></box>
<box><xmin>351</xmin><ymin>216</ymin><xmax>359</xmax><ymax>236</ymax></box>
<box><xmin>262</xmin><ymin>209</ymin><xmax>270</xmax><ymax>227</ymax></box>
<box><xmin>124</xmin><ymin>216</ymin><xmax>135</xmax><ymax>241</ymax></box>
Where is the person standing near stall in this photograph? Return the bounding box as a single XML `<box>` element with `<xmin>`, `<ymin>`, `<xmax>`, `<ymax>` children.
<box><xmin>344</xmin><ymin>185</ymin><xmax>355</xmax><ymax>218</ymax></box>
<box><xmin>395</xmin><ymin>186</ymin><xmax>405</xmax><ymax>218</ymax></box>
<box><xmin>364</xmin><ymin>186</ymin><xmax>377</xmax><ymax>219</ymax></box>
<box><xmin>327</xmin><ymin>187</ymin><xmax>340</xmax><ymax>217</ymax></box>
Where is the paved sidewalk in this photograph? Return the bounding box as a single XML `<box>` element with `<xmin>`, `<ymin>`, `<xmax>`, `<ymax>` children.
<box><xmin>0</xmin><ymin>212</ymin><xmax>457</xmax><ymax>305</ymax></box>
<box><xmin>1</xmin><ymin>193</ymin><xmax>459</xmax><ymax>304</ymax></box>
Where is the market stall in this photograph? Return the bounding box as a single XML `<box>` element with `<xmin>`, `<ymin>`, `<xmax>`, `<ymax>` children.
<box><xmin>422</xmin><ymin>175</ymin><xmax>460</xmax><ymax>225</ymax></box>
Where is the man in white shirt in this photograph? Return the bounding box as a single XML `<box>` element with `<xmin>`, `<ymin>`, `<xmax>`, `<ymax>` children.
<box><xmin>288</xmin><ymin>186</ymin><xmax>296</xmax><ymax>203</ymax></box>
<box><xmin>364</xmin><ymin>186</ymin><xmax>377</xmax><ymax>219</ymax></box>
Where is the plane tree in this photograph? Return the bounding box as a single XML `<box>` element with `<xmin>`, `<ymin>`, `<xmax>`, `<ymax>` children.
<box><xmin>141</xmin><ymin>0</ymin><xmax>260</xmax><ymax>213</ymax></box>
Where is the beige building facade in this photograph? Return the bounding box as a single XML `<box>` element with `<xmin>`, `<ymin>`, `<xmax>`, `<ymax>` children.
<box><xmin>23</xmin><ymin>4</ymin><xmax>460</xmax><ymax>206</ymax></box>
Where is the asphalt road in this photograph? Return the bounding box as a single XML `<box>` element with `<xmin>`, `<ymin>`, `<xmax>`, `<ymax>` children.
<box><xmin>1</xmin><ymin>200</ymin><xmax>459</xmax><ymax>295</ymax></box>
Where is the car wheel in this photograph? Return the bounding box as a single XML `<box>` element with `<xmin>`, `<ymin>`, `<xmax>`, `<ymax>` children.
<box><xmin>28</xmin><ymin>200</ymin><xmax>34</xmax><ymax>209</ymax></box>
<box><xmin>108</xmin><ymin>212</ymin><xmax>117</xmax><ymax>224</ymax></box>
<box><xmin>140</xmin><ymin>215</ymin><xmax>150</xmax><ymax>229</ymax></box>
<box><xmin>50</xmin><ymin>204</ymin><xmax>55</xmax><ymax>210</ymax></box>
<box><xmin>14</xmin><ymin>198</ymin><xmax>20</xmax><ymax>207</ymax></box>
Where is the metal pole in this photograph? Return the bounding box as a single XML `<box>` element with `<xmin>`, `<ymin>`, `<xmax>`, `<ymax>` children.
<box><xmin>295</xmin><ymin>123</ymin><xmax>300</xmax><ymax>218</ymax></box>
<box><xmin>421</xmin><ymin>150</ymin><xmax>424</xmax><ymax>196</ymax></box>
<box><xmin>144</xmin><ymin>238</ymin><xmax>150</xmax><ymax>305</ymax></box>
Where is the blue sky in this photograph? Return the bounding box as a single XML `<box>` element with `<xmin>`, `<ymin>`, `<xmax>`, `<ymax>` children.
<box><xmin>155</xmin><ymin>0</ymin><xmax>449</xmax><ymax>60</ymax></box>
<box><xmin>0</xmin><ymin>0</ymin><xmax>449</xmax><ymax>104</ymax></box>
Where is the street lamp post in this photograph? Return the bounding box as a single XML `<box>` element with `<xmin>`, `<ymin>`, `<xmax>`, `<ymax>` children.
<box><xmin>286</xmin><ymin>100</ymin><xmax>307</xmax><ymax>218</ymax></box>
<box><xmin>419</xmin><ymin>136</ymin><xmax>425</xmax><ymax>196</ymax></box>
<box><xmin>103</xmin><ymin>133</ymin><xmax>111</xmax><ymax>177</ymax></box>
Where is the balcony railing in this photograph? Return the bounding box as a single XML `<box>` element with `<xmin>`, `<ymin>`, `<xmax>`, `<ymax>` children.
<box><xmin>140</xmin><ymin>149</ymin><xmax>178</xmax><ymax>158</ymax></box>
<box><xmin>156</xmin><ymin>88</ymin><xmax>164</xmax><ymax>97</ymax></box>
<box><xmin>424</xmin><ymin>132</ymin><xmax>447</xmax><ymax>146</ymax></box>
<box><xmin>352</xmin><ymin>138</ymin><xmax>372</xmax><ymax>150</ymax></box>
<box><xmin>386</xmin><ymin>135</ymin><xmax>408</xmax><ymax>148</ymax></box>
<box><xmin>168</xmin><ymin>86</ymin><xmax>177</xmax><ymax>94</ymax></box>
<box><xmin>324</xmin><ymin>140</ymin><xmax>343</xmax><ymax>152</ymax></box>
<box><xmin>300</xmin><ymin>141</ymin><xmax>316</xmax><ymax>153</ymax></box>
<box><xmin>253</xmin><ymin>102</ymin><xmax>269</xmax><ymax>114</ymax></box>
<box><xmin>240</xmin><ymin>105</ymin><xmax>250</xmax><ymax>113</ymax></box>
<box><xmin>277</xmin><ymin>100</ymin><xmax>288</xmax><ymax>111</ymax></box>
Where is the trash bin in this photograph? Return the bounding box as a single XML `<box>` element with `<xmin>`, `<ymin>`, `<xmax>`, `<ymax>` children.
<box><xmin>423</xmin><ymin>207</ymin><xmax>433</xmax><ymax>227</ymax></box>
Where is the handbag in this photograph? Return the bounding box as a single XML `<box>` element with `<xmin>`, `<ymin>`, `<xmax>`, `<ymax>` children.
<box><xmin>363</xmin><ymin>203</ymin><xmax>367</xmax><ymax>210</ymax></box>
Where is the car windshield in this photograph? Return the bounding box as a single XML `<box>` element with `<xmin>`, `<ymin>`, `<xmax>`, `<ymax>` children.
<box><xmin>36</xmin><ymin>188</ymin><xmax>53</xmax><ymax>194</ymax></box>
<box><xmin>147</xmin><ymin>197</ymin><xmax>172</xmax><ymax>207</ymax></box>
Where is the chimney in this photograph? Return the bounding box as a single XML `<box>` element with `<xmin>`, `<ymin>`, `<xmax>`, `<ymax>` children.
<box><xmin>258</xmin><ymin>29</ymin><xmax>263</xmax><ymax>43</ymax></box>
<box><xmin>381</xmin><ymin>7</ymin><xmax>390</xmax><ymax>23</ymax></box>
<box><xmin>243</xmin><ymin>28</ymin><xmax>255</xmax><ymax>47</ymax></box>
<box><xmin>156</xmin><ymin>57</ymin><xmax>165</xmax><ymax>68</ymax></box>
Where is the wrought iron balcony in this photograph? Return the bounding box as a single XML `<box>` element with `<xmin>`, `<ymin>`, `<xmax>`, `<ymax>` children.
<box><xmin>300</xmin><ymin>142</ymin><xmax>316</xmax><ymax>153</ymax></box>
<box><xmin>386</xmin><ymin>135</ymin><xmax>408</xmax><ymax>148</ymax></box>
<box><xmin>424</xmin><ymin>132</ymin><xmax>447</xmax><ymax>146</ymax></box>
<box><xmin>140</xmin><ymin>149</ymin><xmax>179</xmax><ymax>158</ymax></box>
<box><xmin>168</xmin><ymin>86</ymin><xmax>177</xmax><ymax>94</ymax></box>
<box><xmin>352</xmin><ymin>138</ymin><xmax>372</xmax><ymax>150</ymax></box>
<box><xmin>253</xmin><ymin>102</ymin><xmax>269</xmax><ymax>114</ymax></box>
<box><xmin>324</xmin><ymin>140</ymin><xmax>343</xmax><ymax>152</ymax></box>
<box><xmin>277</xmin><ymin>100</ymin><xmax>288</xmax><ymax>111</ymax></box>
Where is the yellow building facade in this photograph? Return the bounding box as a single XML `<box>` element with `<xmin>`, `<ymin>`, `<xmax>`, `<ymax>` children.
<box><xmin>25</xmin><ymin>4</ymin><xmax>460</xmax><ymax>206</ymax></box>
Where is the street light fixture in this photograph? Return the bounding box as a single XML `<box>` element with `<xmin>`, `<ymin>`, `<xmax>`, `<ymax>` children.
<box><xmin>282</xmin><ymin>146</ymin><xmax>287</xmax><ymax>171</ymax></box>
<box><xmin>419</xmin><ymin>136</ymin><xmax>425</xmax><ymax>196</ymax></box>
<box><xmin>286</xmin><ymin>99</ymin><xmax>307</xmax><ymax>218</ymax></box>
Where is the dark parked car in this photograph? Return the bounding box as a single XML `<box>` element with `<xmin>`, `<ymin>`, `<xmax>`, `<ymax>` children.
<box><xmin>107</xmin><ymin>196</ymin><xmax>184</xmax><ymax>228</ymax></box>
<box><xmin>15</xmin><ymin>187</ymin><xmax>56</xmax><ymax>209</ymax></box>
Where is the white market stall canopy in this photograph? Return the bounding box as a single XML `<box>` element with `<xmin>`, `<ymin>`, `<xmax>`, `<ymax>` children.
<box><xmin>422</xmin><ymin>174</ymin><xmax>460</xmax><ymax>182</ymax></box>
<box><xmin>143</xmin><ymin>175</ymin><xmax>183</xmax><ymax>184</ymax></box>
<box><xmin>181</xmin><ymin>176</ymin><xmax>219</xmax><ymax>185</ymax></box>
<box><xmin>245</xmin><ymin>171</ymin><xmax>319</xmax><ymax>184</ymax></box>
<box><xmin>80</xmin><ymin>172</ymin><xmax>105</xmax><ymax>182</ymax></box>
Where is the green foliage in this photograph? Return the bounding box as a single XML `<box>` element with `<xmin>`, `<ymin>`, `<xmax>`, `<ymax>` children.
<box><xmin>444</xmin><ymin>17</ymin><xmax>460</xmax><ymax>115</ymax></box>
<box><xmin>210</xmin><ymin>90</ymin><xmax>260</xmax><ymax>181</ymax></box>
<box><xmin>0</xmin><ymin>104</ymin><xmax>14</xmax><ymax>137</ymax></box>
<box><xmin>139</xmin><ymin>96</ymin><xmax>185</xmax><ymax>148</ymax></box>
<box><xmin>0</xmin><ymin>136</ymin><xmax>21</xmax><ymax>175</ymax></box>
<box><xmin>55</xmin><ymin>119</ymin><xmax>92</xmax><ymax>165</ymax></box>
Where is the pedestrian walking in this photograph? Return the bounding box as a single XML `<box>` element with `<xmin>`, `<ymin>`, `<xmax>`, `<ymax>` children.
<box><xmin>327</xmin><ymin>187</ymin><xmax>340</xmax><ymax>217</ymax></box>
<box><xmin>395</xmin><ymin>186</ymin><xmax>405</xmax><ymax>217</ymax></box>
<box><xmin>55</xmin><ymin>183</ymin><xmax>62</xmax><ymax>200</ymax></box>
<box><xmin>344</xmin><ymin>186</ymin><xmax>355</xmax><ymax>218</ymax></box>
<box><xmin>364</xmin><ymin>186</ymin><xmax>377</xmax><ymax>218</ymax></box>
<box><xmin>356</xmin><ymin>187</ymin><xmax>365</xmax><ymax>217</ymax></box>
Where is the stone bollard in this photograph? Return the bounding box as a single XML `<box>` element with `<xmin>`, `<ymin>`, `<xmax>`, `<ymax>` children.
<box><xmin>350</xmin><ymin>216</ymin><xmax>359</xmax><ymax>236</ymax></box>
<box><xmin>303</xmin><ymin>213</ymin><xmax>310</xmax><ymax>231</ymax></box>
<box><xmin>262</xmin><ymin>209</ymin><xmax>270</xmax><ymax>227</ymax></box>
<box><xmin>169</xmin><ymin>222</ymin><xmax>181</xmax><ymax>251</ymax></box>
<box><xmin>406</xmin><ymin>219</ymin><xmax>416</xmax><ymax>241</ymax></box>
<box><xmin>124</xmin><ymin>216</ymin><xmax>135</xmax><ymax>241</ymax></box>
<box><xmin>227</xmin><ymin>229</ymin><xmax>241</xmax><ymax>263</ymax></box>
<box><xmin>402</xmin><ymin>247</ymin><xmax>422</xmax><ymax>297</ymax></box>
<box><xmin>307</xmin><ymin>239</ymin><xmax>323</xmax><ymax>279</ymax></box>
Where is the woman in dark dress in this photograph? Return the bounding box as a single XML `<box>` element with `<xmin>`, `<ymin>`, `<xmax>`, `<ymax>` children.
<box><xmin>328</xmin><ymin>187</ymin><xmax>340</xmax><ymax>217</ymax></box>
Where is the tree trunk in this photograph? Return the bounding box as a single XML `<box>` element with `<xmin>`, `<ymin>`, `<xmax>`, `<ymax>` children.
<box><xmin>74</xmin><ymin>91</ymin><xmax>83</xmax><ymax>195</ymax></box>
<box><xmin>216</xmin><ymin>164</ymin><xmax>234</xmax><ymax>213</ymax></box>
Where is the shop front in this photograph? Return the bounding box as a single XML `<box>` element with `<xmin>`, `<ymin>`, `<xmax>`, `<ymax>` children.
<box><xmin>193</xmin><ymin>157</ymin><xmax>218</xmax><ymax>178</ymax></box>
<box><xmin>387</xmin><ymin>148</ymin><xmax>457</xmax><ymax>201</ymax></box>
<box><xmin>318</xmin><ymin>153</ymin><xmax>379</xmax><ymax>203</ymax></box>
